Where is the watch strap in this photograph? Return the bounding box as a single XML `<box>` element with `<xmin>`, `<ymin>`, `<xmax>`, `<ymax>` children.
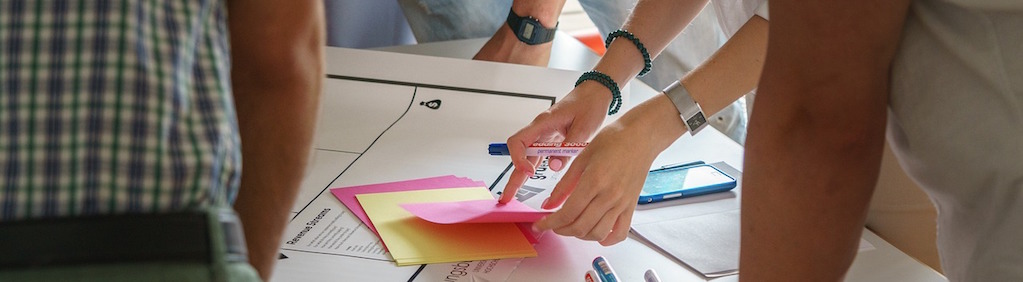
<box><xmin>663</xmin><ymin>81</ymin><xmax>708</xmax><ymax>135</ymax></box>
<box><xmin>506</xmin><ymin>9</ymin><xmax>557</xmax><ymax>45</ymax></box>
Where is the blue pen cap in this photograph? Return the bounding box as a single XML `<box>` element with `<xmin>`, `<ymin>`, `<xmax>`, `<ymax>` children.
<box><xmin>488</xmin><ymin>143</ymin><xmax>510</xmax><ymax>155</ymax></box>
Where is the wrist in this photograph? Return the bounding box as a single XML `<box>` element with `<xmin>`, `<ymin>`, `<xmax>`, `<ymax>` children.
<box><xmin>591</xmin><ymin>45</ymin><xmax>642</xmax><ymax>89</ymax></box>
<box><xmin>573</xmin><ymin>79</ymin><xmax>615</xmax><ymax>105</ymax></box>
<box><xmin>575</xmin><ymin>70</ymin><xmax>622</xmax><ymax>115</ymax></box>
<box><xmin>662</xmin><ymin>81</ymin><xmax>708</xmax><ymax>135</ymax></box>
<box><xmin>605</xmin><ymin>30</ymin><xmax>652</xmax><ymax>76</ymax></box>
<box><xmin>601</xmin><ymin>121</ymin><xmax>664</xmax><ymax>163</ymax></box>
<box><xmin>477</xmin><ymin>1</ymin><xmax>565</xmax><ymax>65</ymax></box>
<box><xmin>510</xmin><ymin>1</ymin><xmax>564</xmax><ymax>29</ymax></box>
<box><xmin>619</xmin><ymin>94</ymin><xmax>687</xmax><ymax>156</ymax></box>
<box><xmin>494</xmin><ymin>23</ymin><xmax>552</xmax><ymax>48</ymax></box>
<box><xmin>474</xmin><ymin>24</ymin><xmax>552</xmax><ymax>66</ymax></box>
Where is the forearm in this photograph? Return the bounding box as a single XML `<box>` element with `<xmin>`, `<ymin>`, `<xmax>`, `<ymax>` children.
<box><xmin>740</xmin><ymin>97</ymin><xmax>885</xmax><ymax>281</ymax></box>
<box><xmin>603</xmin><ymin>16</ymin><xmax>767</xmax><ymax>153</ymax></box>
<box><xmin>227</xmin><ymin>1</ymin><xmax>324</xmax><ymax>280</ymax></box>
<box><xmin>576</xmin><ymin>0</ymin><xmax>709</xmax><ymax>111</ymax></box>
<box><xmin>739</xmin><ymin>0</ymin><xmax>910</xmax><ymax>280</ymax></box>
<box><xmin>594</xmin><ymin>0</ymin><xmax>709</xmax><ymax>85</ymax></box>
<box><xmin>617</xmin><ymin>94</ymin><xmax>689</xmax><ymax>157</ymax></box>
<box><xmin>681</xmin><ymin>15</ymin><xmax>768</xmax><ymax>116</ymax></box>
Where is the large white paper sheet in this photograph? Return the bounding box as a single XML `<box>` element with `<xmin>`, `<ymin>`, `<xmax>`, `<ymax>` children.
<box><xmin>274</xmin><ymin>47</ymin><xmax>571</xmax><ymax>282</ymax></box>
<box><xmin>282</xmin><ymin>196</ymin><xmax>390</xmax><ymax>261</ymax></box>
<box><xmin>313</xmin><ymin>79</ymin><xmax>415</xmax><ymax>153</ymax></box>
<box><xmin>273</xmin><ymin>47</ymin><xmax>940</xmax><ymax>282</ymax></box>
<box><xmin>292</xmin><ymin>150</ymin><xmax>358</xmax><ymax>213</ymax></box>
<box><xmin>272</xmin><ymin>249</ymin><xmax>418</xmax><ymax>282</ymax></box>
<box><xmin>413</xmin><ymin>259</ymin><xmax>523</xmax><ymax>282</ymax></box>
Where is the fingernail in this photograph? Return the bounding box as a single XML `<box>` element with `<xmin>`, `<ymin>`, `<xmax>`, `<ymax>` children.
<box><xmin>541</xmin><ymin>198</ymin><xmax>550</xmax><ymax>209</ymax></box>
<box><xmin>531</xmin><ymin>223</ymin><xmax>542</xmax><ymax>233</ymax></box>
<box><xmin>549</xmin><ymin>158</ymin><xmax>563</xmax><ymax>171</ymax></box>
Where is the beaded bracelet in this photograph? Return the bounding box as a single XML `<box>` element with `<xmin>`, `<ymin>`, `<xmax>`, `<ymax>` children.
<box><xmin>605</xmin><ymin>29</ymin><xmax>652</xmax><ymax>77</ymax></box>
<box><xmin>575</xmin><ymin>70</ymin><xmax>623</xmax><ymax>115</ymax></box>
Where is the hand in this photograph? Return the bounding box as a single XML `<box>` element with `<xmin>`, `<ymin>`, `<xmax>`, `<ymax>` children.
<box><xmin>473</xmin><ymin>24</ymin><xmax>552</xmax><ymax>67</ymax></box>
<box><xmin>497</xmin><ymin>82</ymin><xmax>613</xmax><ymax>204</ymax></box>
<box><xmin>532</xmin><ymin>121</ymin><xmax>659</xmax><ymax>245</ymax></box>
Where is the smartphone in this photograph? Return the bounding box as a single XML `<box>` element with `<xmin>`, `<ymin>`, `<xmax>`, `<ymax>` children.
<box><xmin>638</xmin><ymin>164</ymin><xmax>736</xmax><ymax>204</ymax></box>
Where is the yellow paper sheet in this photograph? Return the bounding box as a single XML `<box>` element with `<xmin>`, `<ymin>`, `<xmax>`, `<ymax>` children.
<box><xmin>357</xmin><ymin>187</ymin><xmax>537</xmax><ymax>266</ymax></box>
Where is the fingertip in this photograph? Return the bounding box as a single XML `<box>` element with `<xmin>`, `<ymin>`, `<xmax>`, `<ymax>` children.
<box><xmin>498</xmin><ymin>191</ymin><xmax>516</xmax><ymax>204</ymax></box>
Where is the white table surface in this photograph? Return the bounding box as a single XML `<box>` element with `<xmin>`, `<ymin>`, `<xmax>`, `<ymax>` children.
<box><xmin>292</xmin><ymin>33</ymin><xmax>948</xmax><ymax>281</ymax></box>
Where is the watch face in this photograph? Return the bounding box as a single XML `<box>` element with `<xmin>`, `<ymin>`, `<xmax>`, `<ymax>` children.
<box><xmin>686</xmin><ymin>112</ymin><xmax>707</xmax><ymax>131</ymax></box>
<box><xmin>508</xmin><ymin>11</ymin><xmax>554</xmax><ymax>45</ymax></box>
<box><xmin>522</xmin><ymin>23</ymin><xmax>535</xmax><ymax>40</ymax></box>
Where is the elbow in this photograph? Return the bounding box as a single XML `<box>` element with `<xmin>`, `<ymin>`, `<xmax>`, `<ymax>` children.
<box><xmin>780</xmin><ymin>84</ymin><xmax>890</xmax><ymax>158</ymax></box>
<box><xmin>799</xmin><ymin>107</ymin><xmax>887</xmax><ymax>154</ymax></box>
<box><xmin>755</xmin><ymin>72</ymin><xmax>890</xmax><ymax>156</ymax></box>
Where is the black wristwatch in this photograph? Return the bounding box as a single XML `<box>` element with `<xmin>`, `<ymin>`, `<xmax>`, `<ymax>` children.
<box><xmin>506</xmin><ymin>8</ymin><xmax>558</xmax><ymax>45</ymax></box>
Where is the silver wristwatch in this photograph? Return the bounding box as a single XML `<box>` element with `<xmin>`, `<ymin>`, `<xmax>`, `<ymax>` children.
<box><xmin>662</xmin><ymin>81</ymin><xmax>707</xmax><ymax>135</ymax></box>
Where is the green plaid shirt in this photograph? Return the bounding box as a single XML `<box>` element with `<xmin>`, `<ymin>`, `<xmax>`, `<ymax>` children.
<box><xmin>1</xmin><ymin>0</ymin><xmax>240</xmax><ymax>221</ymax></box>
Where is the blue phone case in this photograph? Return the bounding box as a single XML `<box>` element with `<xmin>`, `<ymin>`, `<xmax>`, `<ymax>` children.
<box><xmin>637</xmin><ymin>164</ymin><xmax>736</xmax><ymax>204</ymax></box>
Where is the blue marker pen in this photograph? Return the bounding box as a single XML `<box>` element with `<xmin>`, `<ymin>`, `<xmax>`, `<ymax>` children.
<box><xmin>592</xmin><ymin>256</ymin><xmax>620</xmax><ymax>282</ymax></box>
<box><xmin>489</xmin><ymin>142</ymin><xmax>588</xmax><ymax>156</ymax></box>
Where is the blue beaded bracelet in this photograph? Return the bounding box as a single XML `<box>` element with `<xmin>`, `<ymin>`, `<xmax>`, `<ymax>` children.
<box><xmin>605</xmin><ymin>29</ymin><xmax>652</xmax><ymax>77</ymax></box>
<box><xmin>575</xmin><ymin>70</ymin><xmax>623</xmax><ymax>115</ymax></box>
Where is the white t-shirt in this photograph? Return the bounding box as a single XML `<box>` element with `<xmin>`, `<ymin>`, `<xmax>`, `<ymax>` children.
<box><xmin>889</xmin><ymin>0</ymin><xmax>1023</xmax><ymax>280</ymax></box>
<box><xmin>712</xmin><ymin>0</ymin><xmax>769</xmax><ymax>38</ymax></box>
<box><xmin>709</xmin><ymin>0</ymin><xmax>769</xmax><ymax>117</ymax></box>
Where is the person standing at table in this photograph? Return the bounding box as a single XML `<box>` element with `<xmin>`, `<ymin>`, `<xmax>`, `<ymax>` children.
<box><xmin>496</xmin><ymin>0</ymin><xmax>769</xmax><ymax>246</ymax></box>
<box><xmin>500</xmin><ymin>0</ymin><xmax>1022</xmax><ymax>280</ymax></box>
<box><xmin>395</xmin><ymin>0</ymin><xmax>946</xmax><ymax>271</ymax></box>
<box><xmin>739</xmin><ymin>0</ymin><xmax>1022</xmax><ymax>280</ymax></box>
<box><xmin>0</xmin><ymin>1</ymin><xmax>324</xmax><ymax>281</ymax></box>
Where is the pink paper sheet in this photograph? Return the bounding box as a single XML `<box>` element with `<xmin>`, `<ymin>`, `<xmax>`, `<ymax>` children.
<box><xmin>401</xmin><ymin>199</ymin><xmax>551</xmax><ymax>224</ymax></box>
<box><xmin>330</xmin><ymin>175</ymin><xmax>543</xmax><ymax>244</ymax></box>
<box><xmin>330</xmin><ymin>175</ymin><xmax>482</xmax><ymax>233</ymax></box>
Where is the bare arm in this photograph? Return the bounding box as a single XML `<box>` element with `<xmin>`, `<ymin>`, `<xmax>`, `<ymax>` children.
<box><xmin>531</xmin><ymin>14</ymin><xmax>769</xmax><ymax>245</ymax></box>
<box><xmin>739</xmin><ymin>0</ymin><xmax>910</xmax><ymax>280</ymax></box>
<box><xmin>599</xmin><ymin>15</ymin><xmax>770</xmax><ymax>154</ymax></box>
<box><xmin>474</xmin><ymin>0</ymin><xmax>568</xmax><ymax>66</ymax></box>
<box><xmin>500</xmin><ymin>0</ymin><xmax>710</xmax><ymax>203</ymax></box>
<box><xmin>589</xmin><ymin>0</ymin><xmax>710</xmax><ymax>97</ymax></box>
<box><xmin>227</xmin><ymin>1</ymin><xmax>324</xmax><ymax>279</ymax></box>
<box><xmin>683</xmin><ymin>15</ymin><xmax>767</xmax><ymax>117</ymax></box>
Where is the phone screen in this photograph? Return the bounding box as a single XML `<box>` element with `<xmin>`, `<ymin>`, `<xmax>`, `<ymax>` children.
<box><xmin>640</xmin><ymin>165</ymin><xmax>734</xmax><ymax>196</ymax></box>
